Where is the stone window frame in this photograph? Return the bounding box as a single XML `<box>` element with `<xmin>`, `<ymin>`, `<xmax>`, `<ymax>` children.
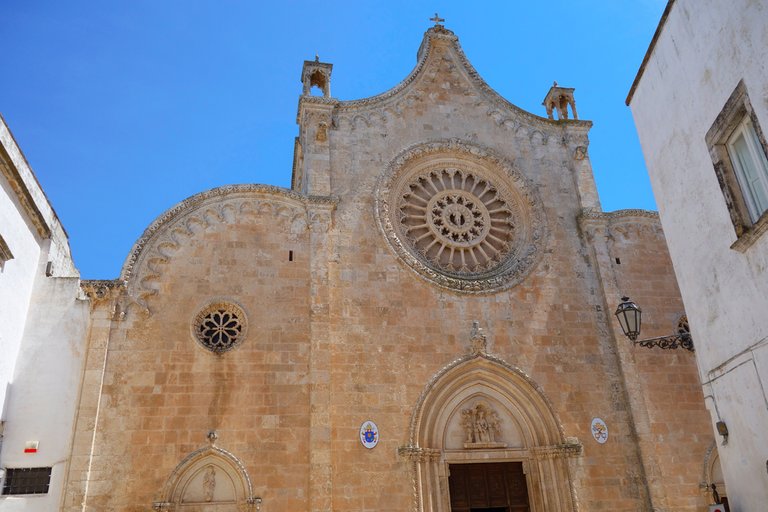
<box><xmin>191</xmin><ymin>301</ymin><xmax>248</xmax><ymax>355</ymax></box>
<box><xmin>706</xmin><ymin>80</ymin><xmax>768</xmax><ymax>251</ymax></box>
<box><xmin>0</xmin><ymin>234</ymin><xmax>12</xmax><ymax>270</ymax></box>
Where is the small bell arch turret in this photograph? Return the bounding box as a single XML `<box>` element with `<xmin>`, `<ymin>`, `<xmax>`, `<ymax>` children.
<box><xmin>301</xmin><ymin>56</ymin><xmax>333</xmax><ymax>98</ymax></box>
<box><xmin>542</xmin><ymin>81</ymin><xmax>578</xmax><ymax>120</ymax></box>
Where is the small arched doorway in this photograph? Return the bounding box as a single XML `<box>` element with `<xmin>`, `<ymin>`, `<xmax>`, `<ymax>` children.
<box><xmin>153</xmin><ymin>440</ymin><xmax>259</xmax><ymax>511</ymax></box>
<box><xmin>703</xmin><ymin>444</ymin><xmax>729</xmax><ymax>511</ymax></box>
<box><xmin>401</xmin><ymin>353</ymin><xmax>580</xmax><ymax>512</ymax></box>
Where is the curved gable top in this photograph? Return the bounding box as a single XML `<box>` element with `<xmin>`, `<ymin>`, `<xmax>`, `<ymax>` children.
<box><xmin>119</xmin><ymin>184</ymin><xmax>335</xmax><ymax>289</ymax></box>
<box><xmin>332</xmin><ymin>26</ymin><xmax>591</xmax><ymax>129</ymax></box>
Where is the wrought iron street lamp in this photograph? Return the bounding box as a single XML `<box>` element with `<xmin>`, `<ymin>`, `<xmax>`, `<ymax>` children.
<box><xmin>614</xmin><ymin>297</ymin><xmax>694</xmax><ymax>352</ymax></box>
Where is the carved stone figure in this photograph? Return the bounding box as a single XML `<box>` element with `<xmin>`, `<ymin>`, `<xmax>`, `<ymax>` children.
<box><xmin>316</xmin><ymin>122</ymin><xmax>328</xmax><ymax>142</ymax></box>
<box><xmin>461</xmin><ymin>402</ymin><xmax>505</xmax><ymax>448</ymax></box>
<box><xmin>469</xmin><ymin>320</ymin><xmax>487</xmax><ymax>355</ymax></box>
<box><xmin>203</xmin><ymin>466</ymin><xmax>216</xmax><ymax>502</ymax></box>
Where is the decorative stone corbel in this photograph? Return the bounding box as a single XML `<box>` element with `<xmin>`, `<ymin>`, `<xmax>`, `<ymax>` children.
<box><xmin>80</xmin><ymin>279</ymin><xmax>127</xmax><ymax>320</ymax></box>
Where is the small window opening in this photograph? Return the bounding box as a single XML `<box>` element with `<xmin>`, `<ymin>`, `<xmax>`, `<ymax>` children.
<box><xmin>615</xmin><ymin>257</ymin><xmax>621</xmax><ymax>264</ymax></box>
<box><xmin>309</xmin><ymin>70</ymin><xmax>327</xmax><ymax>97</ymax></box>
<box><xmin>288</xmin><ymin>250</ymin><xmax>294</xmax><ymax>262</ymax></box>
<box><xmin>2</xmin><ymin>467</ymin><xmax>52</xmax><ymax>495</ymax></box>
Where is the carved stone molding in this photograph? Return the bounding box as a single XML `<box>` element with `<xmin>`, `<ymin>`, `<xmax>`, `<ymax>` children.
<box><xmin>156</xmin><ymin>438</ymin><xmax>259</xmax><ymax>511</ymax></box>
<box><xmin>397</xmin><ymin>445</ymin><xmax>442</xmax><ymax>463</ymax></box>
<box><xmin>80</xmin><ymin>279</ymin><xmax>126</xmax><ymax>304</ymax></box>
<box><xmin>407</xmin><ymin>352</ymin><xmax>563</xmax><ymax>447</ymax></box>
<box><xmin>579</xmin><ymin>207</ymin><xmax>664</xmax><ymax>241</ymax></box>
<box><xmin>531</xmin><ymin>440</ymin><xmax>583</xmax><ymax>460</ymax></box>
<box><xmin>376</xmin><ymin>139</ymin><xmax>546</xmax><ymax>294</ymax></box>
<box><xmin>405</xmin><ymin>346</ymin><xmax>577</xmax><ymax>511</ymax></box>
<box><xmin>120</xmin><ymin>185</ymin><xmax>337</xmax><ymax>310</ymax></box>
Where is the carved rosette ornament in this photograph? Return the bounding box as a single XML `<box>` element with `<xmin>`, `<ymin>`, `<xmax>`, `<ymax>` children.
<box><xmin>192</xmin><ymin>302</ymin><xmax>248</xmax><ymax>354</ymax></box>
<box><xmin>376</xmin><ymin>140</ymin><xmax>545</xmax><ymax>293</ymax></box>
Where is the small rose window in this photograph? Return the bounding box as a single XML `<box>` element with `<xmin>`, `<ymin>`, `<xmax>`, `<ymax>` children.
<box><xmin>193</xmin><ymin>302</ymin><xmax>247</xmax><ymax>354</ymax></box>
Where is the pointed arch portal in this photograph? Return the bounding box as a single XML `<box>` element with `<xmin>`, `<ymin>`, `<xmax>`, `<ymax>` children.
<box><xmin>153</xmin><ymin>444</ymin><xmax>259</xmax><ymax>511</ymax></box>
<box><xmin>401</xmin><ymin>354</ymin><xmax>581</xmax><ymax>512</ymax></box>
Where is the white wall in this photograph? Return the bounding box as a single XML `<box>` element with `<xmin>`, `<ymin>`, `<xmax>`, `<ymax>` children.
<box><xmin>0</xmin><ymin>276</ymin><xmax>89</xmax><ymax>512</ymax></box>
<box><xmin>629</xmin><ymin>1</ymin><xmax>768</xmax><ymax>510</ymax></box>
<box><xmin>0</xmin><ymin>118</ymin><xmax>88</xmax><ymax>510</ymax></box>
<box><xmin>0</xmin><ymin>173</ymin><xmax>43</xmax><ymax>419</ymax></box>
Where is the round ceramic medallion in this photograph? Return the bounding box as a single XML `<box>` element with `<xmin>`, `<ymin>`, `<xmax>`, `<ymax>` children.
<box><xmin>376</xmin><ymin>140</ymin><xmax>545</xmax><ymax>293</ymax></box>
<box><xmin>359</xmin><ymin>421</ymin><xmax>379</xmax><ymax>449</ymax></box>
<box><xmin>192</xmin><ymin>302</ymin><xmax>247</xmax><ymax>354</ymax></box>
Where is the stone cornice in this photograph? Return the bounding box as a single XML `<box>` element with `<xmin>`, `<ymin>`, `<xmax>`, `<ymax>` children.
<box><xmin>295</xmin><ymin>95</ymin><xmax>339</xmax><ymax>124</ymax></box>
<box><xmin>579</xmin><ymin>208</ymin><xmax>660</xmax><ymax>228</ymax></box>
<box><xmin>579</xmin><ymin>208</ymin><xmax>664</xmax><ymax>243</ymax></box>
<box><xmin>0</xmin><ymin>145</ymin><xmax>50</xmax><ymax>239</ymax></box>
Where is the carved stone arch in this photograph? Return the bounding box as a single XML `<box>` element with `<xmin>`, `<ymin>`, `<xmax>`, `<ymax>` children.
<box><xmin>118</xmin><ymin>184</ymin><xmax>337</xmax><ymax>312</ymax></box>
<box><xmin>402</xmin><ymin>354</ymin><xmax>580</xmax><ymax>512</ymax></box>
<box><xmin>701</xmin><ymin>441</ymin><xmax>728</xmax><ymax>503</ymax></box>
<box><xmin>155</xmin><ymin>444</ymin><xmax>258</xmax><ymax>511</ymax></box>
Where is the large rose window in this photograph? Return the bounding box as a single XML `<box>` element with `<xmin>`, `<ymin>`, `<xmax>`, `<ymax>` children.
<box><xmin>400</xmin><ymin>169</ymin><xmax>514</xmax><ymax>273</ymax></box>
<box><xmin>376</xmin><ymin>141</ymin><xmax>544</xmax><ymax>293</ymax></box>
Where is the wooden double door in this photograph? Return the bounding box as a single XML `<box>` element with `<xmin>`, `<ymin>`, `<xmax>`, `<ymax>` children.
<box><xmin>448</xmin><ymin>462</ymin><xmax>530</xmax><ymax>512</ymax></box>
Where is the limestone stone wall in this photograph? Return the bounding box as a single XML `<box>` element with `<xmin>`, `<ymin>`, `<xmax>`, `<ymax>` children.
<box><xmin>303</xmin><ymin>28</ymin><xmax>711</xmax><ymax>512</ymax></box>
<box><xmin>65</xmin><ymin>190</ymin><xmax>315</xmax><ymax>511</ymax></box>
<box><xmin>61</xmin><ymin>25</ymin><xmax>716</xmax><ymax>512</ymax></box>
<box><xmin>584</xmin><ymin>210</ymin><xmax>713</xmax><ymax>510</ymax></box>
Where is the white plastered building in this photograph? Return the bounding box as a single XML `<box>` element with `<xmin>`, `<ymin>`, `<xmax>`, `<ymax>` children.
<box><xmin>0</xmin><ymin>115</ymin><xmax>89</xmax><ymax>511</ymax></box>
<box><xmin>627</xmin><ymin>0</ymin><xmax>768</xmax><ymax>510</ymax></box>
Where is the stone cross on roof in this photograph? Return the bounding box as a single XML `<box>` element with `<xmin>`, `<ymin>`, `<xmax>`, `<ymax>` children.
<box><xmin>430</xmin><ymin>13</ymin><xmax>445</xmax><ymax>26</ymax></box>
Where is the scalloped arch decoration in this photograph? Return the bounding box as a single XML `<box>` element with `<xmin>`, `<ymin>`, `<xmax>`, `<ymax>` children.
<box><xmin>118</xmin><ymin>185</ymin><xmax>333</xmax><ymax>309</ymax></box>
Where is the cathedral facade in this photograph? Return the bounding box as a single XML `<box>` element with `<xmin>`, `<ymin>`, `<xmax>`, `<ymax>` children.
<box><xmin>2</xmin><ymin>25</ymin><xmax>716</xmax><ymax>511</ymax></box>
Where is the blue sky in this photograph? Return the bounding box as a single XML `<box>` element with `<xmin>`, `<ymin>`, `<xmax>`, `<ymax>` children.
<box><xmin>0</xmin><ymin>1</ymin><xmax>666</xmax><ymax>278</ymax></box>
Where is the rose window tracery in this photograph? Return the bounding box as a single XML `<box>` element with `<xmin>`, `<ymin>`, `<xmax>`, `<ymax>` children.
<box><xmin>376</xmin><ymin>141</ymin><xmax>545</xmax><ymax>293</ymax></box>
<box><xmin>400</xmin><ymin>169</ymin><xmax>514</xmax><ymax>273</ymax></box>
<box><xmin>193</xmin><ymin>302</ymin><xmax>247</xmax><ymax>354</ymax></box>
